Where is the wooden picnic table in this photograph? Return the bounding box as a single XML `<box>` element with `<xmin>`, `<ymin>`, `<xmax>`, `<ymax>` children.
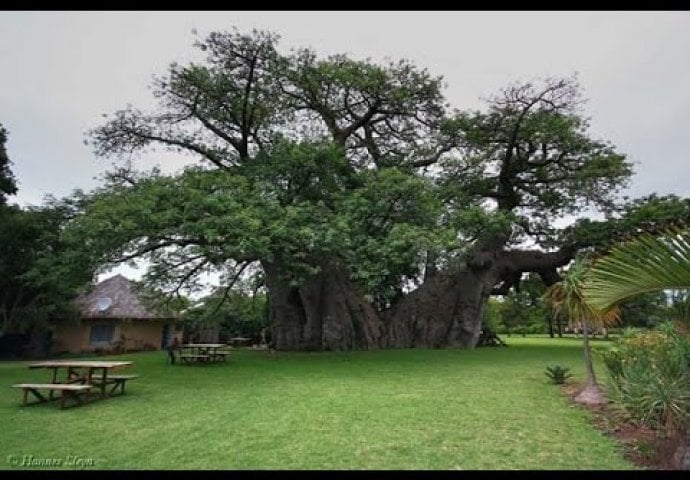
<box><xmin>229</xmin><ymin>337</ymin><xmax>253</xmax><ymax>347</ymax></box>
<box><xmin>178</xmin><ymin>344</ymin><xmax>230</xmax><ymax>364</ymax></box>
<box><xmin>12</xmin><ymin>360</ymin><xmax>138</xmax><ymax>409</ymax></box>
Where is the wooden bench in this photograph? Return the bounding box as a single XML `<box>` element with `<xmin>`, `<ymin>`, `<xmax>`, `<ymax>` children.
<box><xmin>179</xmin><ymin>354</ymin><xmax>210</xmax><ymax>364</ymax></box>
<box><xmin>212</xmin><ymin>351</ymin><xmax>231</xmax><ymax>362</ymax></box>
<box><xmin>91</xmin><ymin>374</ymin><xmax>140</xmax><ymax>396</ymax></box>
<box><xmin>12</xmin><ymin>383</ymin><xmax>92</xmax><ymax>409</ymax></box>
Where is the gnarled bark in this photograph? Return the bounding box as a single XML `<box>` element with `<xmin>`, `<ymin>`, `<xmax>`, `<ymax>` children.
<box><xmin>265</xmin><ymin>245</ymin><xmax>576</xmax><ymax>351</ymax></box>
<box><xmin>264</xmin><ymin>260</ymin><xmax>384</xmax><ymax>351</ymax></box>
<box><xmin>384</xmin><ymin>245</ymin><xmax>576</xmax><ymax>349</ymax></box>
<box><xmin>383</xmin><ymin>270</ymin><xmax>494</xmax><ymax>348</ymax></box>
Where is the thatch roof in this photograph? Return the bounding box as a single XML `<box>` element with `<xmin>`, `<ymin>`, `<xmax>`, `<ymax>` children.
<box><xmin>74</xmin><ymin>274</ymin><xmax>172</xmax><ymax>320</ymax></box>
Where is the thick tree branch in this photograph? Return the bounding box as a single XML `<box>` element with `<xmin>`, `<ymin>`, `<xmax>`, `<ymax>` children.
<box><xmin>240</xmin><ymin>53</ymin><xmax>258</xmax><ymax>159</ymax></box>
<box><xmin>208</xmin><ymin>261</ymin><xmax>251</xmax><ymax>316</ymax></box>
<box><xmin>120</xmin><ymin>127</ymin><xmax>231</xmax><ymax>169</ymax></box>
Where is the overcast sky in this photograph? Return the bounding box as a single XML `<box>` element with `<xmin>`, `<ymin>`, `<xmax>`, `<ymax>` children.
<box><xmin>2</xmin><ymin>11</ymin><xmax>690</xmax><ymax>280</ymax></box>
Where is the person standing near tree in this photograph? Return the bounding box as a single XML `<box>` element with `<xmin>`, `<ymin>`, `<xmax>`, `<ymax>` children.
<box><xmin>166</xmin><ymin>336</ymin><xmax>180</xmax><ymax>365</ymax></box>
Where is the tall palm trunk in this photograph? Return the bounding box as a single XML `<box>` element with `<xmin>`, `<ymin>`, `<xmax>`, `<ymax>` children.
<box><xmin>575</xmin><ymin>318</ymin><xmax>605</xmax><ymax>405</ymax></box>
<box><xmin>581</xmin><ymin>319</ymin><xmax>597</xmax><ymax>386</ymax></box>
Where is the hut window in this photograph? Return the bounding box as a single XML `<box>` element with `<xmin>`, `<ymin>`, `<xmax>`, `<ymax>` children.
<box><xmin>90</xmin><ymin>324</ymin><xmax>114</xmax><ymax>344</ymax></box>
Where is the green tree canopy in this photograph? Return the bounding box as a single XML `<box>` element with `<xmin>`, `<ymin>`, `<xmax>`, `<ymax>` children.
<box><xmin>72</xmin><ymin>28</ymin><xmax>681</xmax><ymax>350</ymax></box>
<box><xmin>0</xmin><ymin>196</ymin><xmax>94</xmax><ymax>332</ymax></box>
<box><xmin>0</xmin><ymin>124</ymin><xmax>18</xmax><ymax>204</ymax></box>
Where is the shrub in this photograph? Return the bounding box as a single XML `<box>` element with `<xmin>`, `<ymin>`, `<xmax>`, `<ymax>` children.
<box><xmin>601</xmin><ymin>322</ymin><xmax>690</xmax><ymax>436</ymax></box>
<box><xmin>545</xmin><ymin>365</ymin><xmax>572</xmax><ymax>385</ymax></box>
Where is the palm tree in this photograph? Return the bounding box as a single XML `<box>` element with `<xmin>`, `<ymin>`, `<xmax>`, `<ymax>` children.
<box><xmin>584</xmin><ymin>228</ymin><xmax>690</xmax><ymax>313</ymax></box>
<box><xmin>544</xmin><ymin>257</ymin><xmax>620</xmax><ymax>405</ymax></box>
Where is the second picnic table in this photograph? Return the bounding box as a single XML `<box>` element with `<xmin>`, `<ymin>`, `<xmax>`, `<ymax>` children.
<box><xmin>178</xmin><ymin>344</ymin><xmax>230</xmax><ymax>364</ymax></box>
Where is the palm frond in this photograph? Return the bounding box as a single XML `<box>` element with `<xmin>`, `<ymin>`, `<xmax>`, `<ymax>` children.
<box><xmin>584</xmin><ymin>228</ymin><xmax>690</xmax><ymax>311</ymax></box>
<box><xmin>543</xmin><ymin>257</ymin><xmax>620</xmax><ymax>329</ymax></box>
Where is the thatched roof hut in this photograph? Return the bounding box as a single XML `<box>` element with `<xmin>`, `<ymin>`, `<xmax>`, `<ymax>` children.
<box><xmin>74</xmin><ymin>274</ymin><xmax>165</xmax><ymax>319</ymax></box>
<box><xmin>50</xmin><ymin>275</ymin><xmax>184</xmax><ymax>355</ymax></box>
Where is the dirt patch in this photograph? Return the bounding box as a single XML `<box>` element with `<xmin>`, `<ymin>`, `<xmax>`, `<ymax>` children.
<box><xmin>560</xmin><ymin>381</ymin><xmax>688</xmax><ymax>470</ymax></box>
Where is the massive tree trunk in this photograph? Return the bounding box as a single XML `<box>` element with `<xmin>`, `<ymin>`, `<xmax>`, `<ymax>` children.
<box><xmin>264</xmin><ymin>245</ymin><xmax>575</xmax><ymax>351</ymax></box>
<box><xmin>384</xmin><ymin>246</ymin><xmax>576</xmax><ymax>349</ymax></box>
<box><xmin>383</xmin><ymin>269</ymin><xmax>494</xmax><ymax>348</ymax></box>
<box><xmin>263</xmin><ymin>260</ymin><xmax>384</xmax><ymax>351</ymax></box>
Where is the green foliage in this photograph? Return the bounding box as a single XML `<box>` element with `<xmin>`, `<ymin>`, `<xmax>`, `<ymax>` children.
<box><xmin>601</xmin><ymin>323</ymin><xmax>690</xmax><ymax>435</ymax></box>
<box><xmin>439</xmin><ymin>77</ymin><xmax>632</xmax><ymax>248</ymax></box>
<box><xmin>499</xmin><ymin>297</ymin><xmax>530</xmax><ymax>334</ymax></box>
<box><xmin>134</xmin><ymin>282</ymin><xmax>191</xmax><ymax>318</ymax></box>
<box><xmin>68</xmin><ymin>139</ymin><xmax>444</xmax><ymax>306</ymax></box>
<box><xmin>0</xmin><ymin>197</ymin><xmax>94</xmax><ymax>332</ymax></box>
<box><xmin>544</xmin><ymin>257</ymin><xmax>620</xmax><ymax>330</ymax></box>
<box><xmin>340</xmin><ymin>168</ymin><xmax>443</xmax><ymax>308</ymax></box>
<box><xmin>497</xmin><ymin>274</ymin><xmax>550</xmax><ymax>335</ymax></box>
<box><xmin>585</xmin><ymin>228</ymin><xmax>690</xmax><ymax>312</ymax></box>
<box><xmin>81</xmin><ymin>28</ymin><xmax>641</xmax><ymax>310</ymax></box>
<box><xmin>183</xmin><ymin>290</ymin><xmax>268</xmax><ymax>340</ymax></box>
<box><xmin>557</xmin><ymin>194</ymin><xmax>690</xmax><ymax>252</ymax></box>
<box><xmin>544</xmin><ymin>365</ymin><xmax>572</xmax><ymax>384</ymax></box>
<box><xmin>64</xmin><ymin>167</ymin><xmax>278</xmax><ymax>294</ymax></box>
<box><xmin>543</xmin><ymin>256</ymin><xmax>621</xmax><ymax>390</ymax></box>
<box><xmin>617</xmin><ymin>292</ymin><xmax>669</xmax><ymax>328</ymax></box>
<box><xmin>0</xmin><ymin>125</ymin><xmax>94</xmax><ymax>332</ymax></box>
<box><xmin>667</xmin><ymin>290</ymin><xmax>690</xmax><ymax>327</ymax></box>
<box><xmin>617</xmin><ymin>194</ymin><xmax>690</xmax><ymax>232</ymax></box>
<box><xmin>482</xmin><ymin>298</ymin><xmax>503</xmax><ymax>332</ymax></box>
<box><xmin>0</xmin><ymin>124</ymin><xmax>17</xmax><ymax>204</ymax></box>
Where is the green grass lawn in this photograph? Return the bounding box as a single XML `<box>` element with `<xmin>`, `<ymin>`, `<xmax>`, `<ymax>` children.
<box><xmin>0</xmin><ymin>337</ymin><xmax>634</xmax><ymax>470</ymax></box>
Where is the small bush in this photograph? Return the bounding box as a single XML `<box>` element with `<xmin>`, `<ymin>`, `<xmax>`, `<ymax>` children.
<box><xmin>601</xmin><ymin>322</ymin><xmax>690</xmax><ymax>436</ymax></box>
<box><xmin>545</xmin><ymin>365</ymin><xmax>572</xmax><ymax>384</ymax></box>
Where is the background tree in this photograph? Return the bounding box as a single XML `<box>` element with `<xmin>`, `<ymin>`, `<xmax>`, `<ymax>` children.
<box><xmin>0</xmin><ymin>128</ymin><xmax>95</xmax><ymax>356</ymax></box>
<box><xmin>0</xmin><ymin>195</ymin><xmax>94</xmax><ymax>347</ymax></box>
<box><xmin>617</xmin><ymin>292</ymin><xmax>669</xmax><ymax>329</ymax></box>
<box><xmin>0</xmin><ymin>124</ymin><xmax>18</xmax><ymax>204</ymax></box>
<box><xmin>482</xmin><ymin>297</ymin><xmax>503</xmax><ymax>333</ymax></box>
<box><xmin>183</xmin><ymin>289</ymin><xmax>268</xmax><ymax>342</ymax></box>
<box><xmin>507</xmin><ymin>273</ymin><xmax>551</xmax><ymax>335</ymax></box>
<box><xmin>498</xmin><ymin>297</ymin><xmax>530</xmax><ymax>336</ymax></box>
<box><xmin>667</xmin><ymin>290</ymin><xmax>690</xmax><ymax>332</ymax></box>
<box><xmin>0</xmin><ymin>127</ymin><xmax>90</xmax><ymax>335</ymax></box>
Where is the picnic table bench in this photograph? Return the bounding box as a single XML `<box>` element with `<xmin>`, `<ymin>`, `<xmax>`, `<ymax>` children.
<box><xmin>212</xmin><ymin>350</ymin><xmax>231</xmax><ymax>361</ymax></box>
<box><xmin>90</xmin><ymin>374</ymin><xmax>140</xmax><ymax>395</ymax></box>
<box><xmin>12</xmin><ymin>383</ymin><xmax>92</xmax><ymax>409</ymax></box>
<box><xmin>178</xmin><ymin>344</ymin><xmax>229</xmax><ymax>364</ymax></box>
<box><xmin>229</xmin><ymin>337</ymin><xmax>253</xmax><ymax>347</ymax></box>
<box><xmin>179</xmin><ymin>353</ymin><xmax>211</xmax><ymax>363</ymax></box>
<box><xmin>11</xmin><ymin>360</ymin><xmax>137</xmax><ymax>409</ymax></box>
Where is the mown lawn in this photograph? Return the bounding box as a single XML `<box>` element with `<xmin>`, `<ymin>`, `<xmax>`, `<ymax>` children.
<box><xmin>0</xmin><ymin>337</ymin><xmax>634</xmax><ymax>470</ymax></box>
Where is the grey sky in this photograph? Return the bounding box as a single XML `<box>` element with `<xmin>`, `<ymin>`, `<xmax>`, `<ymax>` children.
<box><xmin>2</xmin><ymin>11</ymin><xmax>690</xmax><ymax>283</ymax></box>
